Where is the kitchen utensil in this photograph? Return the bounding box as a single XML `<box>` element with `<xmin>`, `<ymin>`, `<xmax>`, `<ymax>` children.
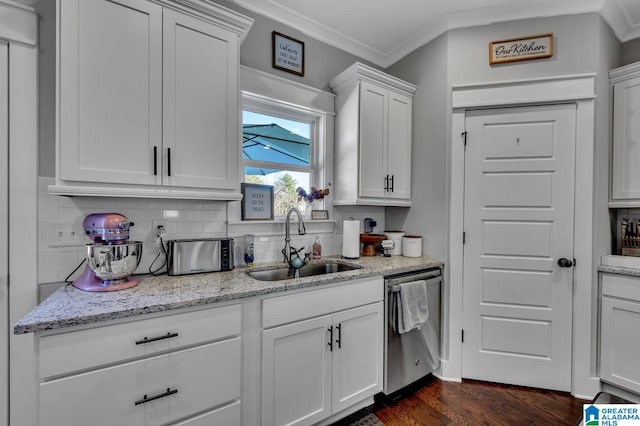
<box><xmin>73</xmin><ymin>213</ymin><xmax>142</xmax><ymax>291</ymax></box>
<box><xmin>167</xmin><ymin>238</ymin><xmax>234</xmax><ymax>275</ymax></box>
<box><xmin>381</xmin><ymin>239</ymin><xmax>395</xmax><ymax>257</ymax></box>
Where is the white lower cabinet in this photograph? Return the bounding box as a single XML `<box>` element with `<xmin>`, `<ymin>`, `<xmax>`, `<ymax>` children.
<box><xmin>600</xmin><ymin>273</ymin><xmax>640</xmax><ymax>393</ymax></box>
<box><xmin>37</xmin><ymin>305</ymin><xmax>242</xmax><ymax>426</ymax></box>
<box><xmin>261</xmin><ymin>277</ymin><xmax>384</xmax><ymax>426</ymax></box>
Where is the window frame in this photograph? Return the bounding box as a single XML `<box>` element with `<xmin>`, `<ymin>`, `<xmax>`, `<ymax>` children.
<box><xmin>241</xmin><ymin>92</ymin><xmax>330</xmax><ymax>216</ymax></box>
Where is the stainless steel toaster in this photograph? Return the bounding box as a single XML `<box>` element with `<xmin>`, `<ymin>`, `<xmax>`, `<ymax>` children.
<box><xmin>166</xmin><ymin>238</ymin><xmax>234</xmax><ymax>276</ymax></box>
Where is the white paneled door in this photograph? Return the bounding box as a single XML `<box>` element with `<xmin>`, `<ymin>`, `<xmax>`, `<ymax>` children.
<box><xmin>462</xmin><ymin>104</ymin><xmax>576</xmax><ymax>391</ymax></box>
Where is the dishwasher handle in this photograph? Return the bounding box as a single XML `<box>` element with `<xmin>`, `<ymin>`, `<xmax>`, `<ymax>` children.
<box><xmin>386</xmin><ymin>269</ymin><xmax>441</xmax><ymax>287</ymax></box>
<box><xmin>389</xmin><ymin>275</ymin><xmax>442</xmax><ymax>292</ymax></box>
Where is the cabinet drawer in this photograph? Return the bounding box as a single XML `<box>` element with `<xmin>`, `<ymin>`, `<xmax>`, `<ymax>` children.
<box><xmin>40</xmin><ymin>338</ymin><xmax>241</xmax><ymax>426</ymax></box>
<box><xmin>39</xmin><ymin>304</ymin><xmax>240</xmax><ymax>378</ymax></box>
<box><xmin>601</xmin><ymin>273</ymin><xmax>640</xmax><ymax>301</ymax></box>
<box><xmin>171</xmin><ymin>400</ymin><xmax>240</xmax><ymax>425</ymax></box>
<box><xmin>263</xmin><ymin>277</ymin><xmax>383</xmax><ymax>328</ymax></box>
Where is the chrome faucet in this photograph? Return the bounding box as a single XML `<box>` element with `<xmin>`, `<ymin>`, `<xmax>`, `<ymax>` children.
<box><xmin>282</xmin><ymin>207</ymin><xmax>307</xmax><ymax>276</ymax></box>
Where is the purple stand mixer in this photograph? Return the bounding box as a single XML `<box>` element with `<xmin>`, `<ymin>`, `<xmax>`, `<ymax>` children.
<box><xmin>72</xmin><ymin>213</ymin><xmax>143</xmax><ymax>292</ymax></box>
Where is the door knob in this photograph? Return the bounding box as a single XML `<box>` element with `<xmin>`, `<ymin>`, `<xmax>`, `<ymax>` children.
<box><xmin>557</xmin><ymin>258</ymin><xmax>574</xmax><ymax>268</ymax></box>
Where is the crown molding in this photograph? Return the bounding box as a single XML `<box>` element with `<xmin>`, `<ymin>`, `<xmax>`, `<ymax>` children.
<box><xmin>231</xmin><ymin>0</ymin><xmax>639</xmax><ymax>68</ymax></box>
<box><xmin>0</xmin><ymin>0</ymin><xmax>36</xmax><ymax>46</ymax></box>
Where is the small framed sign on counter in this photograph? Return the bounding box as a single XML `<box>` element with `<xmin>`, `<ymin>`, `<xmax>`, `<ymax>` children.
<box><xmin>489</xmin><ymin>33</ymin><xmax>554</xmax><ymax>65</ymax></box>
<box><xmin>241</xmin><ymin>183</ymin><xmax>274</xmax><ymax>220</ymax></box>
<box><xmin>272</xmin><ymin>31</ymin><xmax>305</xmax><ymax>76</ymax></box>
<box><xmin>311</xmin><ymin>210</ymin><xmax>329</xmax><ymax>220</ymax></box>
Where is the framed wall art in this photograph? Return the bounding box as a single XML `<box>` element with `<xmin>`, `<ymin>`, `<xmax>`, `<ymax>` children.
<box><xmin>272</xmin><ymin>31</ymin><xmax>305</xmax><ymax>76</ymax></box>
<box><xmin>489</xmin><ymin>33</ymin><xmax>554</xmax><ymax>65</ymax></box>
<box><xmin>241</xmin><ymin>183</ymin><xmax>274</xmax><ymax>220</ymax></box>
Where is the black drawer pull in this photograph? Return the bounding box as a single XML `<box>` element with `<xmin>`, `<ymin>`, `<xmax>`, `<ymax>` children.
<box><xmin>134</xmin><ymin>388</ymin><xmax>178</xmax><ymax>406</ymax></box>
<box><xmin>335</xmin><ymin>323</ymin><xmax>342</xmax><ymax>349</ymax></box>
<box><xmin>135</xmin><ymin>332</ymin><xmax>178</xmax><ymax>345</ymax></box>
<box><xmin>327</xmin><ymin>326</ymin><xmax>333</xmax><ymax>352</ymax></box>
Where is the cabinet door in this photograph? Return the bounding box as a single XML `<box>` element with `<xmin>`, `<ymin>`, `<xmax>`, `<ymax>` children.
<box><xmin>163</xmin><ymin>10</ymin><xmax>239</xmax><ymax>190</ymax></box>
<box><xmin>387</xmin><ymin>91</ymin><xmax>412</xmax><ymax>200</ymax></box>
<box><xmin>262</xmin><ymin>315</ymin><xmax>333</xmax><ymax>426</ymax></box>
<box><xmin>331</xmin><ymin>302</ymin><xmax>383</xmax><ymax>413</ymax></box>
<box><xmin>359</xmin><ymin>81</ymin><xmax>387</xmax><ymax>199</ymax></box>
<box><xmin>59</xmin><ymin>0</ymin><xmax>162</xmax><ymax>185</ymax></box>
<box><xmin>600</xmin><ymin>296</ymin><xmax>640</xmax><ymax>393</ymax></box>
<box><xmin>612</xmin><ymin>76</ymin><xmax>640</xmax><ymax>200</ymax></box>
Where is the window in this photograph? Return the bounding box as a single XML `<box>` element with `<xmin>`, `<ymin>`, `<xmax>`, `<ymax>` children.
<box><xmin>242</xmin><ymin>97</ymin><xmax>324</xmax><ymax>217</ymax></box>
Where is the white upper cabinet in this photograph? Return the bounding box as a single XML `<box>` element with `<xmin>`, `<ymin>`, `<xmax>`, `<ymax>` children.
<box><xmin>52</xmin><ymin>0</ymin><xmax>252</xmax><ymax>200</ymax></box>
<box><xmin>330</xmin><ymin>63</ymin><xmax>416</xmax><ymax>206</ymax></box>
<box><xmin>610</xmin><ymin>62</ymin><xmax>640</xmax><ymax>207</ymax></box>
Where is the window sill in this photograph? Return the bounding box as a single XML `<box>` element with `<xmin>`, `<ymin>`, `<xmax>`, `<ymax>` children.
<box><xmin>228</xmin><ymin>219</ymin><xmax>336</xmax><ymax>225</ymax></box>
<box><xmin>227</xmin><ymin>219</ymin><xmax>336</xmax><ymax>238</ymax></box>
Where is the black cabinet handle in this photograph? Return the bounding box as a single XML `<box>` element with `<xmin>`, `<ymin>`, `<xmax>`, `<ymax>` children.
<box><xmin>134</xmin><ymin>388</ymin><xmax>178</xmax><ymax>406</ymax></box>
<box><xmin>384</xmin><ymin>175</ymin><xmax>389</xmax><ymax>192</ymax></box>
<box><xmin>135</xmin><ymin>332</ymin><xmax>178</xmax><ymax>345</ymax></box>
<box><xmin>153</xmin><ymin>146</ymin><xmax>158</xmax><ymax>176</ymax></box>
<box><xmin>335</xmin><ymin>323</ymin><xmax>342</xmax><ymax>349</ymax></box>
<box><xmin>390</xmin><ymin>175</ymin><xmax>394</xmax><ymax>192</ymax></box>
<box><xmin>327</xmin><ymin>326</ymin><xmax>333</xmax><ymax>352</ymax></box>
<box><xmin>167</xmin><ymin>148</ymin><xmax>172</xmax><ymax>177</ymax></box>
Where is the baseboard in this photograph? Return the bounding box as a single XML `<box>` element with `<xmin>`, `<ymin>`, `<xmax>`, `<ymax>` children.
<box><xmin>316</xmin><ymin>397</ymin><xmax>374</xmax><ymax>426</ymax></box>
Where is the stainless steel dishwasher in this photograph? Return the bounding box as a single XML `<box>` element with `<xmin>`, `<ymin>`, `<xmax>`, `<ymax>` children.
<box><xmin>383</xmin><ymin>267</ymin><xmax>442</xmax><ymax>395</ymax></box>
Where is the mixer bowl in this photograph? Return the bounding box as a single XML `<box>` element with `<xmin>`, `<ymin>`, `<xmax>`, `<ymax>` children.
<box><xmin>86</xmin><ymin>241</ymin><xmax>143</xmax><ymax>284</ymax></box>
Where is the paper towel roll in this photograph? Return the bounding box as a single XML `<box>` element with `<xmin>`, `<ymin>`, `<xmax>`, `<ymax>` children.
<box><xmin>342</xmin><ymin>219</ymin><xmax>360</xmax><ymax>258</ymax></box>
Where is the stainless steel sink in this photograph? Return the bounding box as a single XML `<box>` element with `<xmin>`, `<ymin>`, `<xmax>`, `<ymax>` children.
<box><xmin>247</xmin><ymin>261</ymin><xmax>362</xmax><ymax>281</ymax></box>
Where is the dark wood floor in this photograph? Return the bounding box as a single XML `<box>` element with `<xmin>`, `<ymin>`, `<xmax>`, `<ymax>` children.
<box><xmin>370</xmin><ymin>376</ymin><xmax>588</xmax><ymax>425</ymax></box>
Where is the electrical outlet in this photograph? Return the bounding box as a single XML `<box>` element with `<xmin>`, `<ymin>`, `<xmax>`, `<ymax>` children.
<box><xmin>152</xmin><ymin>220</ymin><xmax>168</xmax><ymax>236</ymax></box>
<box><xmin>49</xmin><ymin>223</ymin><xmax>87</xmax><ymax>247</ymax></box>
<box><xmin>151</xmin><ymin>220</ymin><xmax>168</xmax><ymax>253</ymax></box>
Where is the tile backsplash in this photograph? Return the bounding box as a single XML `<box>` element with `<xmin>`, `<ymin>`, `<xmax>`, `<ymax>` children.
<box><xmin>37</xmin><ymin>177</ymin><xmax>384</xmax><ymax>287</ymax></box>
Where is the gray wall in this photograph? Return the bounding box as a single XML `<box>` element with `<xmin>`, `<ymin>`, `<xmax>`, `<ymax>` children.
<box><xmin>448</xmin><ymin>14</ymin><xmax>601</xmax><ymax>84</ymax></box>
<box><xmin>217</xmin><ymin>0</ymin><xmax>374</xmax><ymax>91</ymax></box>
<box><xmin>386</xmin><ymin>12</ymin><xmax>619</xmax><ymax>262</ymax></box>
<box><xmin>621</xmin><ymin>37</ymin><xmax>640</xmax><ymax>66</ymax></box>
<box><xmin>385</xmin><ymin>34</ymin><xmax>449</xmax><ymax>260</ymax></box>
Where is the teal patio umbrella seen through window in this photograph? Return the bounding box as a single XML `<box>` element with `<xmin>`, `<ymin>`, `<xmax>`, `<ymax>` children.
<box><xmin>242</xmin><ymin>123</ymin><xmax>310</xmax><ymax>175</ymax></box>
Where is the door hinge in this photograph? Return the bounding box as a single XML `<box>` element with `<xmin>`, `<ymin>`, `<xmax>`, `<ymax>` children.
<box><xmin>462</xmin><ymin>232</ymin><xmax>466</xmax><ymax>244</ymax></box>
<box><xmin>462</xmin><ymin>131</ymin><xmax>468</xmax><ymax>148</ymax></box>
<box><xmin>461</xmin><ymin>329</ymin><xmax>464</xmax><ymax>343</ymax></box>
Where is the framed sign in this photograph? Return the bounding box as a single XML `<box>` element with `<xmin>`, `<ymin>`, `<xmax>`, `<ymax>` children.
<box><xmin>311</xmin><ymin>210</ymin><xmax>329</xmax><ymax>220</ymax></box>
<box><xmin>241</xmin><ymin>183</ymin><xmax>274</xmax><ymax>220</ymax></box>
<box><xmin>272</xmin><ymin>31</ymin><xmax>305</xmax><ymax>76</ymax></box>
<box><xmin>489</xmin><ymin>33</ymin><xmax>553</xmax><ymax>65</ymax></box>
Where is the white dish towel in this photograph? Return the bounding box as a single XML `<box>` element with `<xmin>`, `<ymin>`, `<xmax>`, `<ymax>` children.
<box><xmin>396</xmin><ymin>280</ymin><xmax>429</xmax><ymax>334</ymax></box>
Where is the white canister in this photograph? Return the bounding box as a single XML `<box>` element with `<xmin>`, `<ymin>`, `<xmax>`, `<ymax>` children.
<box><xmin>383</xmin><ymin>231</ymin><xmax>405</xmax><ymax>256</ymax></box>
<box><xmin>402</xmin><ymin>235</ymin><xmax>422</xmax><ymax>258</ymax></box>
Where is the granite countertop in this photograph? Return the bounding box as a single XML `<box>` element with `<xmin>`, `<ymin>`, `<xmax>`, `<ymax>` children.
<box><xmin>14</xmin><ymin>255</ymin><xmax>443</xmax><ymax>334</ymax></box>
<box><xmin>598</xmin><ymin>264</ymin><xmax>640</xmax><ymax>277</ymax></box>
